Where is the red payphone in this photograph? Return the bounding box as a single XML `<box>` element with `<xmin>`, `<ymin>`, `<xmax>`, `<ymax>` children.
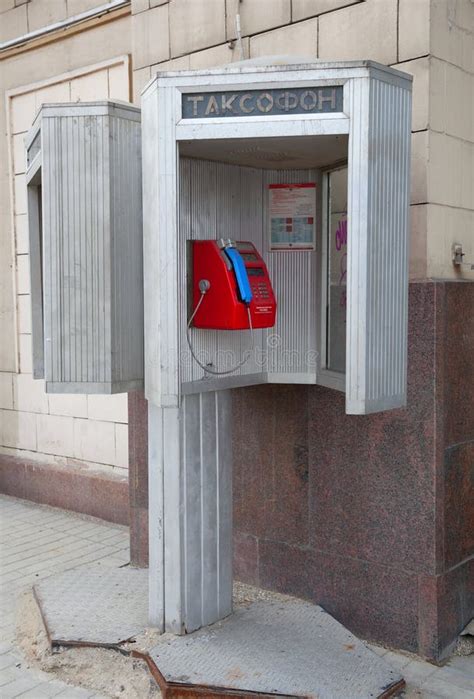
<box><xmin>190</xmin><ymin>239</ymin><xmax>276</xmax><ymax>330</ymax></box>
<box><xmin>186</xmin><ymin>239</ymin><xmax>276</xmax><ymax>375</ymax></box>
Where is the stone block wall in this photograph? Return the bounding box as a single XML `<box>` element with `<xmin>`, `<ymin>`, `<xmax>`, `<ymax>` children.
<box><xmin>425</xmin><ymin>0</ymin><xmax>474</xmax><ymax>280</ymax></box>
<box><xmin>130</xmin><ymin>0</ymin><xmax>474</xmax><ymax>285</ymax></box>
<box><xmin>0</xmin><ymin>0</ymin><xmax>109</xmax><ymax>42</ymax></box>
<box><xmin>0</xmin><ymin>7</ymin><xmax>133</xmax><ymax>483</ymax></box>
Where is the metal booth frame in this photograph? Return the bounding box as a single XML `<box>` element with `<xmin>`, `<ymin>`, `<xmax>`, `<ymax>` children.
<box><xmin>142</xmin><ymin>60</ymin><xmax>412</xmax><ymax>633</ymax></box>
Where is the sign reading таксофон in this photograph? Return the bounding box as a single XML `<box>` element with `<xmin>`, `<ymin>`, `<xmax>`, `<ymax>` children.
<box><xmin>182</xmin><ymin>86</ymin><xmax>344</xmax><ymax>119</ymax></box>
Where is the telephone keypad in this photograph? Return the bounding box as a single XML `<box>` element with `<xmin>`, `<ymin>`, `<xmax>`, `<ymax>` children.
<box><xmin>250</xmin><ymin>280</ymin><xmax>271</xmax><ymax>301</ymax></box>
<box><xmin>192</xmin><ymin>240</ymin><xmax>276</xmax><ymax>329</ymax></box>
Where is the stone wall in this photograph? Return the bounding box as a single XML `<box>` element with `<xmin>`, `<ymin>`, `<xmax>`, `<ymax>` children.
<box><xmin>0</xmin><ymin>7</ymin><xmax>132</xmax><ymax>478</ymax></box>
<box><xmin>125</xmin><ymin>0</ymin><xmax>474</xmax><ymax>658</ymax></box>
<box><xmin>424</xmin><ymin>0</ymin><xmax>474</xmax><ymax>280</ymax></box>
<box><xmin>233</xmin><ymin>281</ymin><xmax>474</xmax><ymax>660</ymax></box>
<box><xmin>0</xmin><ymin>0</ymin><xmax>105</xmax><ymax>42</ymax></box>
<box><xmin>130</xmin><ymin>0</ymin><xmax>474</xmax><ymax>285</ymax></box>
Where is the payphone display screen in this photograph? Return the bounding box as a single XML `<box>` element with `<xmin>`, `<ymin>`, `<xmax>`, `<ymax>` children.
<box><xmin>247</xmin><ymin>267</ymin><xmax>265</xmax><ymax>276</ymax></box>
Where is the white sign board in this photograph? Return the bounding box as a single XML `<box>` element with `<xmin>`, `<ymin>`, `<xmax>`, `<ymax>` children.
<box><xmin>269</xmin><ymin>183</ymin><xmax>316</xmax><ymax>250</ymax></box>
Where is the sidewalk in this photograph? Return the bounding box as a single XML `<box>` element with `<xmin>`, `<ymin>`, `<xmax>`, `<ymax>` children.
<box><xmin>0</xmin><ymin>494</ymin><xmax>129</xmax><ymax>697</ymax></box>
<box><xmin>1</xmin><ymin>494</ymin><xmax>473</xmax><ymax>698</ymax></box>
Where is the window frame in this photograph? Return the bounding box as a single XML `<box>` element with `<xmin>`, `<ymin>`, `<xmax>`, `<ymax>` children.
<box><xmin>317</xmin><ymin>162</ymin><xmax>348</xmax><ymax>393</ymax></box>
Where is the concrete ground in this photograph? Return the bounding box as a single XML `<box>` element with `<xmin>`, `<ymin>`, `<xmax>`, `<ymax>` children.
<box><xmin>0</xmin><ymin>494</ymin><xmax>473</xmax><ymax>698</ymax></box>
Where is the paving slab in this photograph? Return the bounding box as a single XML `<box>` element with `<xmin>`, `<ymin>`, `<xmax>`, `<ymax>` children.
<box><xmin>148</xmin><ymin>598</ymin><xmax>404</xmax><ymax>698</ymax></box>
<box><xmin>34</xmin><ymin>567</ymin><xmax>148</xmax><ymax>646</ymax></box>
<box><xmin>3</xmin><ymin>495</ymin><xmax>474</xmax><ymax>699</ymax></box>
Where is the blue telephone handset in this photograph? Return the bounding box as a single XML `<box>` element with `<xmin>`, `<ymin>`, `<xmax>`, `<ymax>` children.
<box><xmin>224</xmin><ymin>246</ymin><xmax>253</xmax><ymax>304</ymax></box>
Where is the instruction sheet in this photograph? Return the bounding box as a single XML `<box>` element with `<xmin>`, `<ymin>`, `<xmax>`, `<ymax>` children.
<box><xmin>269</xmin><ymin>183</ymin><xmax>316</xmax><ymax>250</ymax></box>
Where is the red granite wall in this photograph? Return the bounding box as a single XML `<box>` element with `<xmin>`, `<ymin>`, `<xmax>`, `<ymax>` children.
<box><xmin>232</xmin><ymin>281</ymin><xmax>474</xmax><ymax>661</ymax></box>
<box><xmin>0</xmin><ymin>455</ymin><xmax>129</xmax><ymax>525</ymax></box>
<box><xmin>128</xmin><ymin>280</ymin><xmax>474</xmax><ymax>661</ymax></box>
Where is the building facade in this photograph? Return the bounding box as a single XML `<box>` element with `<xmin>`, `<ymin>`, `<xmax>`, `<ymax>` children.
<box><xmin>1</xmin><ymin>0</ymin><xmax>473</xmax><ymax>660</ymax></box>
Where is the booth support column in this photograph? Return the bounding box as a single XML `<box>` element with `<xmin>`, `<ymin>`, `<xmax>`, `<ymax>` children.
<box><xmin>148</xmin><ymin>391</ymin><xmax>233</xmax><ymax>634</ymax></box>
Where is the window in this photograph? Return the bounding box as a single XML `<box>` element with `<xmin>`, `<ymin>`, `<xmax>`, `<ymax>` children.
<box><xmin>326</xmin><ymin>166</ymin><xmax>347</xmax><ymax>375</ymax></box>
<box><xmin>318</xmin><ymin>165</ymin><xmax>348</xmax><ymax>391</ymax></box>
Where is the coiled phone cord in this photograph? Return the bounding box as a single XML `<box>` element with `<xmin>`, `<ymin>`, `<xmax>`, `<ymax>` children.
<box><xmin>186</xmin><ymin>289</ymin><xmax>254</xmax><ymax>376</ymax></box>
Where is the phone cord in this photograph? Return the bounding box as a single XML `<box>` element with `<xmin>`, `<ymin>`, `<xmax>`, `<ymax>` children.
<box><xmin>186</xmin><ymin>291</ymin><xmax>254</xmax><ymax>376</ymax></box>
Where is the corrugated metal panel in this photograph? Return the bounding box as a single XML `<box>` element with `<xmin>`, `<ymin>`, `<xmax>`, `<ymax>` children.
<box><xmin>149</xmin><ymin>390</ymin><xmax>233</xmax><ymax>634</ymax></box>
<box><xmin>263</xmin><ymin>169</ymin><xmax>318</xmax><ymax>379</ymax></box>
<box><xmin>142</xmin><ymin>84</ymin><xmax>162</xmax><ymax>406</ymax></box>
<box><xmin>33</xmin><ymin>102</ymin><xmax>143</xmax><ymax>394</ymax></box>
<box><xmin>110</xmin><ymin>114</ymin><xmax>144</xmax><ymax>385</ymax></box>
<box><xmin>181</xmin><ymin>390</ymin><xmax>232</xmax><ymax>633</ymax></box>
<box><xmin>346</xmin><ymin>78</ymin><xmax>411</xmax><ymax>414</ymax></box>
<box><xmin>143</xmin><ymin>84</ymin><xmax>180</xmax><ymax>407</ymax></box>
<box><xmin>179</xmin><ymin>158</ymin><xmax>317</xmax><ymax>390</ymax></box>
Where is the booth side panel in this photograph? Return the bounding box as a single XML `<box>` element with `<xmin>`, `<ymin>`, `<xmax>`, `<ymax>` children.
<box><xmin>109</xmin><ymin>115</ymin><xmax>144</xmax><ymax>389</ymax></box>
<box><xmin>346</xmin><ymin>79</ymin><xmax>369</xmax><ymax>414</ymax></box>
<box><xmin>142</xmin><ymin>85</ymin><xmax>161</xmax><ymax>404</ymax></box>
<box><xmin>42</xmin><ymin>114</ymin><xmax>112</xmax><ymax>393</ymax></box>
<box><xmin>346</xmin><ymin>78</ymin><xmax>411</xmax><ymax>414</ymax></box>
<box><xmin>143</xmin><ymin>84</ymin><xmax>180</xmax><ymax>407</ymax></box>
<box><xmin>39</xmin><ymin>105</ymin><xmax>143</xmax><ymax>394</ymax></box>
<box><xmin>365</xmin><ymin>79</ymin><xmax>411</xmax><ymax>411</ymax></box>
<box><xmin>41</xmin><ymin>116</ymin><xmax>55</xmax><ymax>385</ymax></box>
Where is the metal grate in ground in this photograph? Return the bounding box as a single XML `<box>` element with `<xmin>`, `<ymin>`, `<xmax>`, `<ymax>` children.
<box><xmin>2</xmin><ymin>495</ymin><xmax>474</xmax><ymax>698</ymax></box>
<box><xmin>34</xmin><ymin>567</ymin><xmax>148</xmax><ymax>646</ymax></box>
<box><xmin>148</xmin><ymin>598</ymin><xmax>404</xmax><ymax>698</ymax></box>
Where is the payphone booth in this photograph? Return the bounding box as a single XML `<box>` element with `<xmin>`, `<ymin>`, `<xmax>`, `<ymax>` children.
<box><xmin>141</xmin><ymin>59</ymin><xmax>412</xmax><ymax>634</ymax></box>
<box><xmin>24</xmin><ymin>59</ymin><xmax>412</xmax><ymax>647</ymax></box>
